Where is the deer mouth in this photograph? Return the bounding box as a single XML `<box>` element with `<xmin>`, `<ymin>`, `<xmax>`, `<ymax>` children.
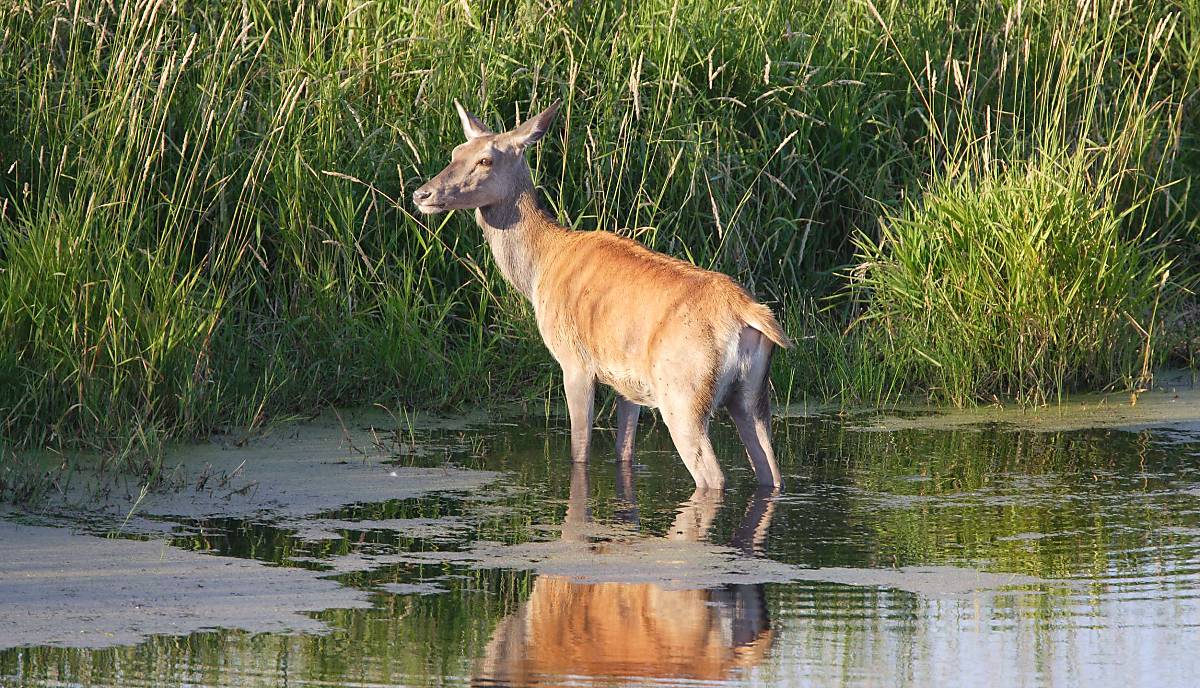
<box><xmin>416</xmin><ymin>200</ymin><xmax>446</xmax><ymax>213</ymax></box>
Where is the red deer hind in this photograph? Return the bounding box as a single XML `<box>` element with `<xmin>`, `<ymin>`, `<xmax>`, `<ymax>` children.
<box><xmin>413</xmin><ymin>98</ymin><xmax>791</xmax><ymax>489</ymax></box>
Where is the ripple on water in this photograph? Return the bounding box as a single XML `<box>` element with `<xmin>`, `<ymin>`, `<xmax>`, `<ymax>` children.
<box><xmin>5</xmin><ymin>413</ymin><xmax>1200</xmax><ymax>687</ymax></box>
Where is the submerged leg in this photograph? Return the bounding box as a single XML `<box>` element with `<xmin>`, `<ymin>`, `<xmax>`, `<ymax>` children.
<box><xmin>660</xmin><ymin>401</ymin><xmax>725</xmax><ymax>490</ymax></box>
<box><xmin>614</xmin><ymin>396</ymin><xmax>641</xmax><ymax>463</ymax></box>
<box><xmin>729</xmin><ymin>400</ymin><xmax>782</xmax><ymax>488</ymax></box>
<box><xmin>668</xmin><ymin>487</ymin><xmax>724</xmax><ymax>541</ymax></box>
<box><xmin>562</xmin><ymin>460</ymin><xmax>591</xmax><ymax>542</ymax></box>
<box><xmin>614</xmin><ymin>457</ymin><xmax>639</xmax><ymax>526</ymax></box>
<box><xmin>729</xmin><ymin>486</ymin><xmax>780</xmax><ymax>555</ymax></box>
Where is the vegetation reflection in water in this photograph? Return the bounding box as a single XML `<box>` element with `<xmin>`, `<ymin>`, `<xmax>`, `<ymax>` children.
<box><xmin>3</xmin><ymin>415</ymin><xmax>1200</xmax><ymax>686</ymax></box>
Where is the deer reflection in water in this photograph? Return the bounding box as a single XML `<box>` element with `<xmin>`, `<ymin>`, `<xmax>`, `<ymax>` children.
<box><xmin>475</xmin><ymin>462</ymin><xmax>778</xmax><ymax>685</ymax></box>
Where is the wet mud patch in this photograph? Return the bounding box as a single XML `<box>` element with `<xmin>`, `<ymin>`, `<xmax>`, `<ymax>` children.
<box><xmin>844</xmin><ymin>385</ymin><xmax>1200</xmax><ymax>437</ymax></box>
<box><xmin>305</xmin><ymin>520</ymin><xmax>1048</xmax><ymax>598</ymax></box>
<box><xmin>38</xmin><ymin>408</ymin><xmax>507</xmax><ymax>525</ymax></box>
<box><xmin>0</xmin><ymin>410</ymin><xmax>514</xmax><ymax>652</ymax></box>
<box><xmin>0</xmin><ymin>519</ymin><xmax>370</xmax><ymax>650</ymax></box>
<box><xmin>125</xmin><ymin>448</ymin><xmax>502</xmax><ymax>522</ymax></box>
<box><xmin>291</xmin><ymin>516</ymin><xmax>474</xmax><ymax>543</ymax></box>
<box><xmin>378</xmin><ymin>581</ymin><xmax>448</xmax><ymax>596</ymax></box>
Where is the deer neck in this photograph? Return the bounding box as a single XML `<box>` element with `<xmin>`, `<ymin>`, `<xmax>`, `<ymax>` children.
<box><xmin>476</xmin><ymin>187</ymin><xmax>562</xmax><ymax>301</ymax></box>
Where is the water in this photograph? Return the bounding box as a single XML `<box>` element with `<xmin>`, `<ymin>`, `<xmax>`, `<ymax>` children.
<box><xmin>4</xmin><ymin>412</ymin><xmax>1200</xmax><ymax>687</ymax></box>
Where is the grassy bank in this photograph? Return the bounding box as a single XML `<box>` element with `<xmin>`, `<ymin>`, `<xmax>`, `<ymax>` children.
<box><xmin>1</xmin><ymin>0</ymin><xmax>1197</xmax><ymax>461</ymax></box>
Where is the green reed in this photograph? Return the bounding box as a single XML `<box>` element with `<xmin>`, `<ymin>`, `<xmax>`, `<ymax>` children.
<box><xmin>0</xmin><ymin>0</ymin><xmax>1196</xmax><ymax>467</ymax></box>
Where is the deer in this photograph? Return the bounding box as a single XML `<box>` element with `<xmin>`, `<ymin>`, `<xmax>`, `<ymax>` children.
<box><xmin>413</xmin><ymin>98</ymin><xmax>791</xmax><ymax>489</ymax></box>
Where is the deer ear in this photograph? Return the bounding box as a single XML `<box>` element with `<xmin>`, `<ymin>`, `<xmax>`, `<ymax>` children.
<box><xmin>508</xmin><ymin>99</ymin><xmax>562</xmax><ymax>150</ymax></box>
<box><xmin>454</xmin><ymin>100</ymin><xmax>493</xmax><ymax>140</ymax></box>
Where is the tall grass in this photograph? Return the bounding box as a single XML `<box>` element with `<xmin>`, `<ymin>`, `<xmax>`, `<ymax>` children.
<box><xmin>0</xmin><ymin>0</ymin><xmax>1196</xmax><ymax>460</ymax></box>
<box><xmin>850</xmin><ymin>156</ymin><xmax>1171</xmax><ymax>405</ymax></box>
<box><xmin>788</xmin><ymin>0</ymin><xmax>1198</xmax><ymax>405</ymax></box>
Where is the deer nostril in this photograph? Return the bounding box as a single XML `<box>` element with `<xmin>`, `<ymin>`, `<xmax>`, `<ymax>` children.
<box><xmin>414</xmin><ymin>189</ymin><xmax>432</xmax><ymax>201</ymax></box>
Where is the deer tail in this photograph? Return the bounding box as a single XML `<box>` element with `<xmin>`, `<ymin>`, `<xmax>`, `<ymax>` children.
<box><xmin>740</xmin><ymin>301</ymin><xmax>793</xmax><ymax>349</ymax></box>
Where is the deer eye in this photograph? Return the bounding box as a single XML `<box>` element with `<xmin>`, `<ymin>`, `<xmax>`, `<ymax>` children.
<box><xmin>477</xmin><ymin>158</ymin><xmax>492</xmax><ymax>167</ymax></box>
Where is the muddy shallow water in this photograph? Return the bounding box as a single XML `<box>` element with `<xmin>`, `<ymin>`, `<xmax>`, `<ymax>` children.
<box><xmin>3</xmin><ymin>391</ymin><xmax>1200</xmax><ymax>687</ymax></box>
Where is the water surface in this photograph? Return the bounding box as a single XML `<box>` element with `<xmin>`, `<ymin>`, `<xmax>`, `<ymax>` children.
<box><xmin>3</xmin><ymin>407</ymin><xmax>1200</xmax><ymax>687</ymax></box>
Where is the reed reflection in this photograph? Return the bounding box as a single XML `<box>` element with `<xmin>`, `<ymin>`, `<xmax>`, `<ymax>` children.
<box><xmin>475</xmin><ymin>462</ymin><xmax>777</xmax><ymax>685</ymax></box>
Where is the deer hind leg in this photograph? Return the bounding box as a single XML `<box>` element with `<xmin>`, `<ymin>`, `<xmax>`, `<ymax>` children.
<box><xmin>660</xmin><ymin>397</ymin><xmax>725</xmax><ymax>490</ymax></box>
<box><xmin>614</xmin><ymin>396</ymin><xmax>641</xmax><ymax>463</ymax></box>
<box><xmin>727</xmin><ymin>327</ymin><xmax>783</xmax><ymax>488</ymax></box>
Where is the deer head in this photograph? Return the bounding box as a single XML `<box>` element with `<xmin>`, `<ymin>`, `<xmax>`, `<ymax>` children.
<box><xmin>412</xmin><ymin>99</ymin><xmax>562</xmax><ymax>213</ymax></box>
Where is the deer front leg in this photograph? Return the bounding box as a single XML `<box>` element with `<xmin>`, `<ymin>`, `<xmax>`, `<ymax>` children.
<box><xmin>562</xmin><ymin>365</ymin><xmax>595</xmax><ymax>463</ymax></box>
<box><xmin>615</xmin><ymin>396</ymin><xmax>641</xmax><ymax>463</ymax></box>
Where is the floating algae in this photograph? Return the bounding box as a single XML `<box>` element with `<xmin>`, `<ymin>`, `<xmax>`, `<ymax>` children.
<box><xmin>0</xmin><ymin>519</ymin><xmax>369</xmax><ymax>650</ymax></box>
